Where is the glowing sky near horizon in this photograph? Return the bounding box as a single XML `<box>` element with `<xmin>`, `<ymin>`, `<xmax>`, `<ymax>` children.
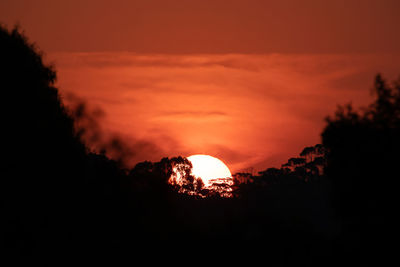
<box><xmin>51</xmin><ymin>52</ymin><xmax>400</xmax><ymax>172</ymax></box>
<box><xmin>1</xmin><ymin>0</ymin><xmax>399</xmax><ymax>172</ymax></box>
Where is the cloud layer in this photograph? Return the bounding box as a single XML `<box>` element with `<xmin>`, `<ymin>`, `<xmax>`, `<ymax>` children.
<box><xmin>52</xmin><ymin>52</ymin><xmax>400</xmax><ymax>172</ymax></box>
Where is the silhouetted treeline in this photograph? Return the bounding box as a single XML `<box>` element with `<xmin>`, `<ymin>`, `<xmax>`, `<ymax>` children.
<box><xmin>1</xmin><ymin>25</ymin><xmax>396</xmax><ymax>265</ymax></box>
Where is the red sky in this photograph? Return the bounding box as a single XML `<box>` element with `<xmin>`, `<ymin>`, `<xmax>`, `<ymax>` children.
<box><xmin>1</xmin><ymin>0</ymin><xmax>399</xmax><ymax>172</ymax></box>
<box><xmin>1</xmin><ymin>0</ymin><xmax>400</xmax><ymax>53</ymax></box>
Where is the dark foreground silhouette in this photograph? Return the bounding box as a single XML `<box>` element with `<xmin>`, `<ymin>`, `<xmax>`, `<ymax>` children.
<box><xmin>1</xmin><ymin>26</ymin><xmax>398</xmax><ymax>265</ymax></box>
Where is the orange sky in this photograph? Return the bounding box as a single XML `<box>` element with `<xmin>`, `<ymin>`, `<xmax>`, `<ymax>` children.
<box><xmin>51</xmin><ymin>53</ymin><xmax>400</xmax><ymax>172</ymax></box>
<box><xmin>1</xmin><ymin>0</ymin><xmax>399</xmax><ymax>172</ymax></box>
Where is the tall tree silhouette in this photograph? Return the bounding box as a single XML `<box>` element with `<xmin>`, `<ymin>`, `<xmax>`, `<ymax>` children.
<box><xmin>0</xmin><ymin>25</ymin><xmax>131</xmax><ymax>264</ymax></box>
<box><xmin>0</xmin><ymin>24</ymin><xmax>88</xmax><ymax>263</ymax></box>
<box><xmin>322</xmin><ymin>73</ymin><xmax>400</xmax><ymax>258</ymax></box>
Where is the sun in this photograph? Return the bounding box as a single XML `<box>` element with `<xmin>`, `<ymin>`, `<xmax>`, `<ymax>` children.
<box><xmin>187</xmin><ymin>154</ymin><xmax>232</xmax><ymax>186</ymax></box>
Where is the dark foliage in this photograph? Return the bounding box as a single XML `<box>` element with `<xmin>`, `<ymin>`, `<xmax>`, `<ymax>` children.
<box><xmin>321</xmin><ymin>74</ymin><xmax>400</xmax><ymax>260</ymax></box>
<box><xmin>0</xmin><ymin>25</ymin><xmax>126</xmax><ymax>265</ymax></box>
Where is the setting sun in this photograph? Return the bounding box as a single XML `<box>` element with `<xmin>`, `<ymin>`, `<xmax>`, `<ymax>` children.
<box><xmin>187</xmin><ymin>154</ymin><xmax>232</xmax><ymax>186</ymax></box>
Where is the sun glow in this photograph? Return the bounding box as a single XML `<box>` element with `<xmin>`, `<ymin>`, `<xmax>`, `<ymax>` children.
<box><xmin>187</xmin><ymin>154</ymin><xmax>232</xmax><ymax>186</ymax></box>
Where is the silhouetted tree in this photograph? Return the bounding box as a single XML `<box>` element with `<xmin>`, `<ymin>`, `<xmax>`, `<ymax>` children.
<box><xmin>0</xmin><ymin>25</ymin><xmax>92</xmax><ymax>263</ymax></box>
<box><xmin>300</xmin><ymin>146</ymin><xmax>316</xmax><ymax>161</ymax></box>
<box><xmin>129</xmin><ymin>156</ymin><xmax>202</xmax><ymax>196</ymax></box>
<box><xmin>0</xmin><ymin>25</ymin><xmax>134</xmax><ymax>264</ymax></box>
<box><xmin>282</xmin><ymin>157</ymin><xmax>306</xmax><ymax>170</ymax></box>
<box><xmin>322</xmin><ymin>73</ymin><xmax>400</xmax><ymax>257</ymax></box>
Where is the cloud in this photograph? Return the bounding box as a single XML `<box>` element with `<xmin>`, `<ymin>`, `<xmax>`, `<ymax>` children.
<box><xmin>154</xmin><ymin>111</ymin><xmax>229</xmax><ymax>121</ymax></box>
<box><xmin>53</xmin><ymin>52</ymin><xmax>400</xmax><ymax>171</ymax></box>
<box><xmin>52</xmin><ymin>52</ymin><xmax>264</xmax><ymax>71</ymax></box>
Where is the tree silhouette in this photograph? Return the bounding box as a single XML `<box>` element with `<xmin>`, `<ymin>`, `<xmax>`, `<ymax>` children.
<box><xmin>0</xmin><ymin>25</ymin><xmax>91</xmax><ymax>263</ymax></box>
<box><xmin>300</xmin><ymin>146</ymin><xmax>316</xmax><ymax>162</ymax></box>
<box><xmin>282</xmin><ymin>157</ymin><xmax>306</xmax><ymax>170</ymax></box>
<box><xmin>0</xmin><ymin>25</ymin><xmax>135</xmax><ymax>265</ymax></box>
<box><xmin>322</xmin><ymin>73</ymin><xmax>400</xmax><ymax>258</ymax></box>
